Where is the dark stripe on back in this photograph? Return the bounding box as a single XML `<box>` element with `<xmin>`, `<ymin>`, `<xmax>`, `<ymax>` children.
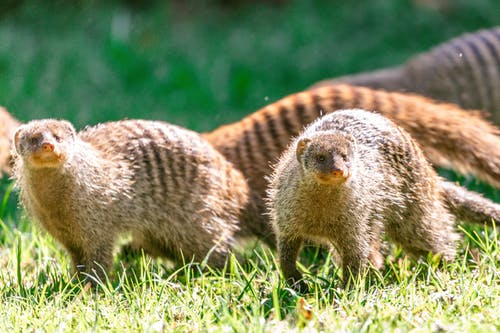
<box><xmin>137</xmin><ymin>140</ymin><xmax>155</xmax><ymax>187</ymax></box>
<box><xmin>311</xmin><ymin>91</ymin><xmax>324</xmax><ymax>118</ymax></box>
<box><xmin>170</xmin><ymin>130</ymin><xmax>187</xmax><ymax>184</ymax></box>
<box><xmin>450</xmin><ymin>40</ymin><xmax>480</xmax><ymax>106</ymax></box>
<box><xmin>294</xmin><ymin>102</ymin><xmax>308</xmax><ymax>130</ymax></box>
<box><xmin>242</xmin><ymin>127</ymin><xmax>254</xmax><ymax>167</ymax></box>
<box><xmin>479</xmin><ymin>30</ymin><xmax>500</xmax><ymax>74</ymax></box>
<box><xmin>463</xmin><ymin>35</ymin><xmax>493</xmax><ymax>110</ymax></box>
<box><xmin>151</xmin><ymin>127</ymin><xmax>171</xmax><ymax>195</ymax></box>
<box><xmin>478</xmin><ymin>30</ymin><xmax>500</xmax><ymax>111</ymax></box>
<box><xmin>129</xmin><ymin>122</ymin><xmax>157</xmax><ymax>199</ymax></box>
<box><xmin>435</xmin><ymin>45</ymin><xmax>464</xmax><ymax>104</ymax></box>
<box><xmin>278</xmin><ymin>105</ymin><xmax>296</xmax><ymax>137</ymax></box>
<box><xmin>252</xmin><ymin>117</ymin><xmax>272</xmax><ymax>163</ymax></box>
<box><xmin>262</xmin><ymin>110</ymin><xmax>283</xmax><ymax>155</ymax></box>
<box><xmin>329</xmin><ymin>86</ymin><xmax>345</xmax><ymax>115</ymax></box>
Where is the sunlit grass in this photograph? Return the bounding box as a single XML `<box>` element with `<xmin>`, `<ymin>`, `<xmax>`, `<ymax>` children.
<box><xmin>0</xmin><ymin>190</ymin><xmax>498</xmax><ymax>332</ymax></box>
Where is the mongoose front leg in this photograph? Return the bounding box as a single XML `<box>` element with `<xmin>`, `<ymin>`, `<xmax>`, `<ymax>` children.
<box><xmin>339</xmin><ymin>236</ymin><xmax>372</xmax><ymax>287</ymax></box>
<box><xmin>73</xmin><ymin>243</ymin><xmax>115</xmax><ymax>286</ymax></box>
<box><xmin>278</xmin><ymin>234</ymin><xmax>307</xmax><ymax>291</ymax></box>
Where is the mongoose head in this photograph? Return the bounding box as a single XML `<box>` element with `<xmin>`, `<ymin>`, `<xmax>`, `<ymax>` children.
<box><xmin>13</xmin><ymin>119</ymin><xmax>76</xmax><ymax>169</ymax></box>
<box><xmin>296</xmin><ymin>132</ymin><xmax>355</xmax><ymax>185</ymax></box>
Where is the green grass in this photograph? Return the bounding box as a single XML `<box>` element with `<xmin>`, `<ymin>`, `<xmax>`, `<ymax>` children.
<box><xmin>0</xmin><ymin>209</ymin><xmax>499</xmax><ymax>331</ymax></box>
<box><xmin>0</xmin><ymin>0</ymin><xmax>499</xmax><ymax>331</ymax></box>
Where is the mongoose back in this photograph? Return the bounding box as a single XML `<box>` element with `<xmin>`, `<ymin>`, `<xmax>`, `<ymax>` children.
<box><xmin>202</xmin><ymin>85</ymin><xmax>500</xmax><ymax>244</ymax></box>
<box><xmin>311</xmin><ymin>27</ymin><xmax>500</xmax><ymax>124</ymax></box>
<box><xmin>0</xmin><ymin>106</ymin><xmax>21</xmax><ymax>175</ymax></box>
<box><xmin>12</xmin><ymin>119</ymin><xmax>251</xmax><ymax>283</ymax></box>
<box><xmin>267</xmin><ymin>109</ymin><xmax>460</xmax><ymax>286</ymax></box>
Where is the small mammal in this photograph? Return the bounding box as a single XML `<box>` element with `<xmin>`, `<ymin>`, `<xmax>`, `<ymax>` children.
<box><xmin>203</xmin><ymin>84</ymin><xmax>500</xmax><ymax>246</ymax></box>
<box><xmin>267</xmin><ymin>109</ymin><xmax>460</xmax><ymax>287</ymax></box>
<box><xmin>12</xmin><ymin>119</ymin><xmax>250</xmax><ymax>283</ymax></box>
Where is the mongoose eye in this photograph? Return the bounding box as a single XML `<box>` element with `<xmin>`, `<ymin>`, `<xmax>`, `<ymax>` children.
<box><xmin>316</xmin><ymin>154</ymin><xmax>327</xmax><ymax>162</ymax></box>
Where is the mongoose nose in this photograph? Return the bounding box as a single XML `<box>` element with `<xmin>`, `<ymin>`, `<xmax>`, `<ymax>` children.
<box><xmin>331</xmin><ymin>170</ymin><xmax>344</xmax><ymax>178</ymax></box>
<box><xmin>42</xmin><ymin>142</ymin><xmax>54</xmax><ymax>152</ymax></box>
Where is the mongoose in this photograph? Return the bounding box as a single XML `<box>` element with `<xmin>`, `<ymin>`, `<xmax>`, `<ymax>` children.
<box><xmin>0</xmin><ymin>106</ymin><xmax>21</xmax><ymax>176</ymax></box>
<box><xmin>311</xmin><ymin>27</ymin><xmax>500</xmax><ymax>124</ymax></box>
<box><xmin>12</xmin><ymin>119</ymin><xmax>252</xmax><ymax>283</ymax></box>
<box><xmin>267</xmin><ymin>109</ymin><xmax>460</xmax><ymax>286</ymax></box>
<box><xmin>202</xmin><ymin>84</ymin><xmax>500</xmax><ymax>245</ymax></box>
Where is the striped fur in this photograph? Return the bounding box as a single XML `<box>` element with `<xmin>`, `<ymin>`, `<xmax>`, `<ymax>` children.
<box><xmin>312</xmin><ymin>27</ymin><xmax>500</xmax><ymax>124</ymax></box>
<box><xmin>202</xmin><ymin>84</ymin><xmax>500</xmax><ymax>244</ymax></box>
<box><xmin>12</xmin><ymin>119</ymin><xmax>251</xmax><ymax>283</ymax></box>
<box><xmin>268</xmin><ymin>109</ymin><xmax>459</xmax><ymax>286</ymax></box>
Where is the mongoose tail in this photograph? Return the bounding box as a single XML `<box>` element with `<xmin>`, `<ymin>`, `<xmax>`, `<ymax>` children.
<box><xmin>440</xmin><ymin>180</ymin><xmax>500</xmax><ymax>225</ymax></box>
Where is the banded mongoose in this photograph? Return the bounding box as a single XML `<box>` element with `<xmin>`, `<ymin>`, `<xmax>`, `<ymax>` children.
<box><xmin>311</xmin><ymin>27</ymin><xmax>500</xmax><ymax>124</ymax></box>
<box><xmin>202</xmin><ymin>84</ymin><xmax>500</xmax><ymax>245</ymax></box>
<box><xmin>267</xmin><ymin>109</ymin><xmax>460</xmax><ymax>286</ymax></box>
<box><xmin>12</xmin><ymin>119</ymin><xmax>252</xmax><ymax>283</ymax></box>
<box><xmin>0</xmin><ymin>106</ymin><xmax>21</xmax><ymax>175</ymax></box>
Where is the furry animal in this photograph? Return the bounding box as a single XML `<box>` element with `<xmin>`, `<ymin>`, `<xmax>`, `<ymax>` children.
<box><xmin>268</xmin><ymin>109</ymin><xmax>460</xmax><ymax>286</ymax></box>
<box><xmin>12</xmin><ymin>119</ymin><xmax>251</xmax><ymax>283</ymax></box>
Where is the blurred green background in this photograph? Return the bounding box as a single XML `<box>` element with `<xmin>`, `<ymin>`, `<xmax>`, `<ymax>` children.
<box><xmin>1</xmin><ymin>0</ymin><xmax>498</xmax><ymax>132</ymax></box>
<box><xmin>0</xmin><ymin>0</ymin><xmax>498</xmax><ymax>218</ymax></box>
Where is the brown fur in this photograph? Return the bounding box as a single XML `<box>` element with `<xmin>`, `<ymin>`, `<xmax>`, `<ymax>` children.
<box><xmin>312</xmin><ymin>27</ymin><xmax>500</xmax><ymax>124</ymax></box>
<box><xmin>12</xmin><ymin>119</ymin><xmax>251</xmax><ymax>283</ymax></box>
<box><xmin>202</xmin><ymin>84</ymin><xmax>500</xmax><ymax>245</ymax></box>
<box><xmin>267</xmin><ymin>109</ymin><xmax>460</xmax><ymax>286</ymax></box>
<box><xmin>0</xmin><ymin>106</ymin><xmax>21</xmax><ymax>176</ymax></box>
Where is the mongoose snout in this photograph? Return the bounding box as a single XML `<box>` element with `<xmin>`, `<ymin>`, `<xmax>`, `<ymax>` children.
<box><xmin>41</xmin><ymin>142</ymin><xmax>55</xmax><ymax>152</ymax></box>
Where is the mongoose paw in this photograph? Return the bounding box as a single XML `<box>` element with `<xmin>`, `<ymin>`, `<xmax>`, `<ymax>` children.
<box><xmin>285</xmin><ymin>276</ymin><xmax>309</xmax><ymax>294</ymax></box>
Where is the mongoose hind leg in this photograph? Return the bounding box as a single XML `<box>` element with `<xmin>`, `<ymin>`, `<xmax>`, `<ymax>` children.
<box><xmin>339</xmin><ymin>241</ymin><xmax>372</xmax><ymax>287</ymax></box>
<box><xmin>368</xmin><ymin>238</ymin><xmax>385</xmax><ymax>270</ymax></box>
<box><xmin>387</xmin><ymin>215</ymin><xmax>459</xmax><ymax>263</ymax></box>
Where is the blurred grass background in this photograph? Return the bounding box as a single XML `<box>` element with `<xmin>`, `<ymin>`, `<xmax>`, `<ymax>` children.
<box><xmin>0</xmin><ymin>0</ymin><xmax>498</xmax><ymax>132</ymax></box>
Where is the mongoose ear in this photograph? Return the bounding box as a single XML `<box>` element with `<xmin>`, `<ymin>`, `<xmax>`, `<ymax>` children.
<box><xmin>296</xmin><ymin>138</ymin><xmax>311</xmax><ymax>163</ymax></box>
<box><xmin>60</xmin><ymin>120</ymin><xmax>77</xmax><ymax>137</ymax></box>
<box><xmin>13</xmin><ymin>126</ymin><xmax>25</xmax><ymax>153</ymax></box>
